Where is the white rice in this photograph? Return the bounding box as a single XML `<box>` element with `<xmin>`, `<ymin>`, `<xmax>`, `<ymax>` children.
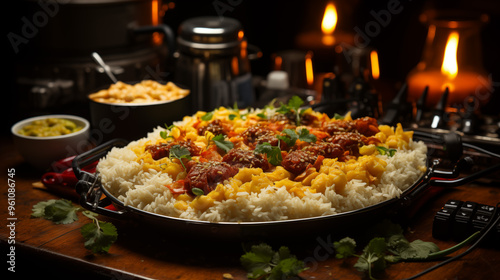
<box><xmin>97</xmin><ymin>128</ymin><xmax>427</xmax><ymax>222</ymax></box>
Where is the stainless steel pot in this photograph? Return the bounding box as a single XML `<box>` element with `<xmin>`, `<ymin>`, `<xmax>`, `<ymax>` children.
<box><xmin>174</xmin><ymin>16</ymin><xmax>259</xmax><ymax>113</ymax></box>
<box><xmin>13</xmin><ymin>0</ymin><xmax>176</xmax><ymax>110</ymax></box>
<box><xmin>19</xmin><ymin>0</ymin><xmax>174</xmax><ymax>55</ymax></box>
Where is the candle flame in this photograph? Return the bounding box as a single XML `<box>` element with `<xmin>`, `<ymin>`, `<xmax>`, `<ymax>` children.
<box><xmin>321</xmin><ymin>3</ymin><xmax>337</xmax><ymax>35</ymax></box>
<box><xmin>370</xmin><ymin>50</ymin><xmax>380</xmax><ymax>80</ymax></box>
<box><xmin>305</xmin><ymin>51</ymin><xmax>314</xmax><ymax>86</ymax></box>
<box><xmin>274</xmin><ymin>55</ymin><xmax>282</xmax><ymax>70</ymax></box>
<box><xmin>151</xmin><ymin>0</ymin><xmax>162</xmax><ymax>45</ymax></box>
<box><xmin>441</xmin><ymin>31</ymin><xmax>459</xmax><ymax>79</ymax></box>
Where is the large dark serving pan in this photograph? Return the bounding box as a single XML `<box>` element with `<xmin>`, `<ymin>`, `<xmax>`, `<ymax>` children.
<box><xmin>72</xmin><ymin>133</ymin><xmax>500</xmax><ymax>241</ymax></box>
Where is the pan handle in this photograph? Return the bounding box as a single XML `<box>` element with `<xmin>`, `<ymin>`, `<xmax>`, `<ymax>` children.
<box><xmin>430</xmin><ymin>162</ymin><xmax>500</xmax><ymax>187</ymax></box>
<box><xmin>75</xmin><ymin>172</ymin><xmax>122</xmax><ymax>218</ymax></box>
<box><xmin>399</xmin><ymin>155</ymin><xmax>476</xmax><ymax>207</ymax></box>
<box><xmin>399</xmin><ymin>160</ymin><xmax>438</xmax><ymax>207</ymax></box>
<box><xmin>73</xmin><ymin>138</ymin><xmax>129</xmax><ymax>218</ymax></box>
<box><xmin>72</xmin><ymin>138</ymin><xmax>128</xmax><ymax>180</ymax></box>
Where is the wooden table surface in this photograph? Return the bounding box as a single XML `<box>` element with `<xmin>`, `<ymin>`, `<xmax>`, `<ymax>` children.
<box><xmin>1</xmin><ymin>135</ymin><xmax>499</xmax><ymax>280</ymax></box>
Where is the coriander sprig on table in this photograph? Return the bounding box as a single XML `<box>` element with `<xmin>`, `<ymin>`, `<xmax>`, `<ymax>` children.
<box><xmin>333</xmin><ymin>219</ymin><xmax>481</xmax><ymax>280</ymax></box>
<box><xmin>240</xmin><ymin>219</ymin><xmax>482</xmax><ymax>280</ymax></box>
<box><xmin>240</xmin><ymin>243</ymin><xmax>308</xmax><ymax>280</ymax></box>
<box><xmin>32</xmin><ymin>199</ymin><xmax>117</xmax><ymax>254</ymax></box>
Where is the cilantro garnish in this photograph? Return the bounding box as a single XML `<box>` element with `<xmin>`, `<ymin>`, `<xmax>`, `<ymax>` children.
<box><xmin>201</xmin><ymin>111</ymin><xmax>214</xmax><ymax>121</ymax></box>
<box><xmin>160</xmin><ymin>124</ymin><xmax>177</xmax><ymax>139</ymax></box>
<box><xmin>376</xmin><ymin>146</ymin><xmax>397</xmax><ymax>157</ymax></box>
<box><xmin>254</xmin><ymin>142</ymin><xmax>282</xmax><ymax>166</ymax></box>
<box><xmin>277</xmin><ymin>128</ymin><xmax>317</xmax><ymax>147</ymax></box>
<box><xmin>240</xmin><ymin>243</ymin><xmax>308</xmax><ymax>280</ymax></box>
<box><xmin>353</xmin><ymin>237</ymin><xmax>388</xmax><ymax>279</ymax></box>
<box><xmin>211</xmin><ymin>134</ymin><xmax>234</xmax><ymax>153</ymax></box>
<box><xmin>81</xmin><ymin>211</ymin><xmax>118</xmax><ymax>254</ymax></box>
<box><xmin>276</xmin><ymin>96</ymin><xmax>306</xmax><ymax>125</ymax></box>
<box><xmin>169</xmin><ymin>145</ymin><xmax>192</xmax><ymax>171</ymax></box>
<box><xmin>333</xmin><ymin>237</ymin><xmax>357</xmax><ymax>259</ymax></box>
<box><xmin>333</xmin><ymin>219</ymin><xmax>480</xmax><ymax>280</ymax></box>
<box><xmin>297</xmin><ymin>128</ymin><xmax>317</xmax><ymax>143</ymax></box>
<box><xmin>333</xmin><ymin>113</ymin><xmax>344</xmax><ymax>120</ymax></box>
<box><xmin>227</xmin><ymin>102</ymin><xmax>248</xmax><ymax>120</ymax></box>
<box><xmin>191</xmin><ymin>187</ymin><xmax>205</xmax><ymax>196</ymax></box>
<box><xmin>31</xmin><ymin>199</ymin><xmax>79</xmax><ymax>224</ymax></box>
<box><xmin>32</xmin><ymin>199</ymin><xmax>118</xmax><ymax>254</ymax></box>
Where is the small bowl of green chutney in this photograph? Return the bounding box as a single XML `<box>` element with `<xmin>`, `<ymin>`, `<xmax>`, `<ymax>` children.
<box><xmin>11</xmin><ymin>115</ymin><xmax>90</xmax><ymax>170</ymax></box>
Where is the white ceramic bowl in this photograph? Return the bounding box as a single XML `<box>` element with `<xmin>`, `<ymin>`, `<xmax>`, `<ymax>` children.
<box><xmin>11</xmin><ymin>114</ymin><xmax>90</xmax><ymax>170</ymax></box>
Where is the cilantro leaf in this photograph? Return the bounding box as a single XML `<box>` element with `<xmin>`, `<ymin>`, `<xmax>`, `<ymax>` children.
<box><xmin>277</xmin><ymin>129</ymin><xmax>298</xmax><ymax>147</ymax></box>
<box><xmin>333</xmin><ymin>113</ymin><xmax>345</xmax><ymax>120</ymax></box>
<box><xmin>334</xmin><ymin>219</ymin><xmax>479</xmax><ymax>279</ymax></box>
<box><xmin>354</xmin><ymin>237</ymin><xmax>387</xmax><ymax>279</ymax></box>
<box><xmin>211</xmin><ymin>134</ymin><xmax>234</xmax><ymax>153</ymax></box>
<box><xmin>297</xmin><ymin>128</ymin><xmax>317</xmax><ymax>143</ymax></box>
<box><xmin>254</xmin><ymin>142</ymin><xmax>282</xmax><ymax>166</ymax></box>
<box><xmin>276</xmin><ymin>96</ymin><xmax>306</xmax><ymax>125</ymax></box>
<box><xmin>257</xmin><ymin>112</ymin><xmax>267</xmax><ymax>119</ymax></box>
<box><xmin>31</xmin><ymin>199</ymin><xmax>56</xmax><ymax>218</ymax></box>
<box><xmin>228</xmin><ymin>102</ymin><xmax>247</xmax><ymax>120</ymax></box>
<box><xmin>401</xmin><ymin>240</ymin><xmax>440</xmax><ymax>259</ymax></box>
<box><xmin>160</xmin><ymin>124</ymin><xmax>177</xmax><ymax>139</ymax></box>
<box><xmin>288</xmin><ymin>95</ymin><xmax>304</xmax><ymax>111</ymax></box>
<box><xmin>387</xmin><ymin>235</ymin><xmax>440</xmax><ymax>260</ymax></box>
<box><xmin>364</xmin><ymin>237</ymin><xmax>388</xmax><ymax>256</ymax></box>
<box><xmin>274</xmin><ymin>246</ymin><xmax>293</xmax><ymax>263</ymax></box>
<box><xmin>241</xmin><ymin>244</ymin><xmax>275</xmax><ymax>279</ymax></box>
<box><xmin>169</xmin><ymin>145</ymin><xmax>192</xmax><ymax>171</ymax></box>
<box><xmin>268</xmin><ymin>257</ymin><xmax>307</xmax><ymax>280</ymax></box>
<box><xmin>81</xmin><ymin>219</ymin><xmax>118</xmax><ymax>254</ymax></box>
<box><xmin>333</xmin><ymin>237</ymin><xmax>357</xmax><ymax>259</ymax></box>
<box><xmin>201</xmin><ymin>111</ymin><xmax>214</xmax><ymax>121</ymax></box>
<box><xmin>240</xmin><ymin>243</ymin><xmax>307</xmax><ymax>280</ymax></box>
<box><xmin>277</xmin><ymin>128</ymin><xmax>317</xmax><ymax>148</ymax></box>
<box><xmin>32</xmin><ymin>199</ymin><xmax>118</xmax><ymax>254</ymax></box>
<box><xmin>376</xmin><ymin>146</ymin><xmax>397</xmax><ymax>157</ymax></box>
<box><xmin>160</xmin><ymin>130</ymin><xmax>168</xmax><ymax>139</ymax></box>
<box><xmin>31</xmin><ymin>199</ymin><xmax>80</xmax><ymax>224</ymax></box>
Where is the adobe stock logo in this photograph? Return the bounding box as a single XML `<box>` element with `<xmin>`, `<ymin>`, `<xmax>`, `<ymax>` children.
<box><xmin>212</xmin><ymin>0</ymin><xmax>243</xmax><ymax>19</ymax></box>
<box><xmin>353</xmin><ymin>0</ymin><xmax>406</xmax><ymax>48</ymax></box>
<box><xmin>7</xmin><ymin>0</ymin><xmax>70</xmax><ymax>54</ymax></box>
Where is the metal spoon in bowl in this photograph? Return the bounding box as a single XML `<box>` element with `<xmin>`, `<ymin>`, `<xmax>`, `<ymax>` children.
<box><xmin>91</xmin><ymin>52</ymin><xmax>118</xmax><ymax>83</ymax></box>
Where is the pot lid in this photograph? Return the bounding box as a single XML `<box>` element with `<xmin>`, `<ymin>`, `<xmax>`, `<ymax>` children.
<box><xmin>177</xmin><ymin>16</ymin><xmax>244</xmax><ymax>49</ymax></box>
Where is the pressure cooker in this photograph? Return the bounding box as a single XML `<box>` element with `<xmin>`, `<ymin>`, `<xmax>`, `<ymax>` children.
<box><xmin>174</xmin><ymin>16</ymin><xmax>258</xmax><ymax>112</ymax></box>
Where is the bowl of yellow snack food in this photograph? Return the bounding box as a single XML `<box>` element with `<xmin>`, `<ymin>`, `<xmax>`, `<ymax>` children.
<box><xmin>88</xmin><ymin>80</ymin><xmax>190</xmax><ymax>142</ymax></box>
<box><xmin>11</xmin><ymin>115</ymin><xmax>90</xmax><ymax>170</ymax></box>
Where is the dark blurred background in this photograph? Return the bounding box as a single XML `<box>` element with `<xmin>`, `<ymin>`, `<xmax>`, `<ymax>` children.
<box><xmin>4</xmin><ymin>0</ymin><xmax>500</xmax><ymax>136</ymax></box>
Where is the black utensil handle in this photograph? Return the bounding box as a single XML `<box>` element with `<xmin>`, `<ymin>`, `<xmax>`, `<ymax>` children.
<box><xmin>73</xmin><ymin>138</ymin><xmax>129</xmax><ymax>218</ymax></box>
<box><xmin>133</xmin><ymin>24</ymin><xmax>175</xmax><ymax>57</ymax></box>
<box><xmin>399</xmin><ymin>161</ymin><xmax>437</xmax><ymax>207</ymax></box>
<box><xmin>430</xmin><ymin>162</ymin><xmax>500</xmax><ymax>187</ymax></box>
<box><xmin>76</xmin><ymin>172</ymin><xmax>126</xmax><ymax>219</ymax></box>
<box><xmin>72</xmin><ymin>138</ymin><xmax>128</xmax><ymax>180</ymax></box>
